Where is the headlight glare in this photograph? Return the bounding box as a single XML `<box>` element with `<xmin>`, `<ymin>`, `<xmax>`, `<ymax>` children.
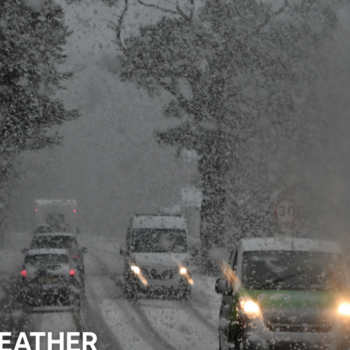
<box><xmin>240</xmin><ymin>300</ymin><xmax>260</xmax><ymax>316</ymax></box>
<box><xmin>338</xmin><ymin>303</ymin><xmax>350</xmax><ymax>316</ymax></box>
<box><xmin>180</xmin><ymin>267</ymin><xmax>187</xmax><ymax>275</ymax></box>
<box><xmin>131</xmin><ymin>266</ymin><xmax>141</xmax><ymax>274</ymax></box>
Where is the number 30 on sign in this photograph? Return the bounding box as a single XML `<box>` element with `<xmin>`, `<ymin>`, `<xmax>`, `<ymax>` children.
<box><xmin>274</xmin><ymin>199</ymin><xmax>298</xmax><ymax>224</ymax></box>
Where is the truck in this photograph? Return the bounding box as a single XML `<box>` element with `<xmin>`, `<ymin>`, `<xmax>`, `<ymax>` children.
<box><xmin>34</xmin><ymin>199</ymin><xmax>78</xmax><ymax>234</ymax></box>
<box><xmin>216</xmin><ymin>237</ymin><xmax>350</xmax><ymax>350</ymax></box>
<box><xmin>120</xmin><ymin>214</ymin><xmax>192</xmax><ymax>300</ymax></box>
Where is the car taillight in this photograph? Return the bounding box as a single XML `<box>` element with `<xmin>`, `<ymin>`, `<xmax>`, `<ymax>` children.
<box><xmin>21</xmin><ymin>270</ymin><xmax>27</xmax><ymax>277</ymax></box>
<box><xmin>71</xmin><ymin>255</ymin><xmax>79</xmax><ymax>259</ymax></box>
<box><xmin>69</xmin><ymin>269</ymin><xmax>75</xmax><ymax>276</ymax></box>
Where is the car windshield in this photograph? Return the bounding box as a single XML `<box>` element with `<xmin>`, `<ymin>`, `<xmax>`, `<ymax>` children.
<box><xmin>131</xmin><ymin>229</ymin><xmax>188</xmax><ymax>253</ymax></box>
<box><xmin>33</xmin><ymin>225</ymin><xmax>53</xmax><ymax>234</ymax></box>
<box><xmin>29</xmin><ymin>236</ymin><xmax>78</xmax><ymax>250</ymax></box>
<box><xmin>25</xmin><ymin>254</ymin><xmax>69</xmax><ymax>265</ymax></box>
<box><xmin>242</xmin><ymin>250</ymin><xmax>345</xmax><ymax>292</ymax></box>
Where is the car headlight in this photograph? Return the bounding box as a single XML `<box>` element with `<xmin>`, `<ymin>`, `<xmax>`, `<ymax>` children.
<box><xmin>131</xmin><ymin>266</ymin><xmax>141</xmax><ymax>274</ymax></box>
<box><xmin>179</xmin><ymin>267</ymin><xmax>187</xmax><ymax>275</ymax></box>
<box><xmin>240</xmin><ymin>300</ymin><xmax>260</xmax><ymax>317</ymax></box>
<box><xmin>338</xmin><ymin>303</ymin><xmax>350</xmax><ymax>316</ymax></box>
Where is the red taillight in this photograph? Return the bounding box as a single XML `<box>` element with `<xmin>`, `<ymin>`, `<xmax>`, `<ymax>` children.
<box><xmin>21</xmin><ymin>270</ymin><xmax>27</xmax><ymax>277</ymax></box>
<box><xmin>69</xmin><ymin>269</ymin><xmax>75</xmax><ymax>276</ymax></box>
<box><xmin>71</xmin><ymin>255</ymin><xmax>79</xmax><ymax>259</ymax></box>
<box><xmin>73</xmin><ymin>209</ymin><xmax>76</xmax><ymax>213</ymax></box>
<box><xmin>35</xmin><ymin>209</ymin><xmax>38</xmax><ymax>212</ymax></box>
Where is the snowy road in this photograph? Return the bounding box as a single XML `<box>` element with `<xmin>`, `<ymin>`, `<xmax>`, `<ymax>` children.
<box><xmin>31</xmin><ymin>250</ymin><xmax>220</xmax><ymax>350</ymax></box>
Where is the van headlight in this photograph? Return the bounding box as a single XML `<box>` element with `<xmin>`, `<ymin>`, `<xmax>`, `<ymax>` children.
<box><xmin>179</xmin><ymin>267</ymin><xmax>187</xmax><ymax>275</ymax></box>
<box><xmin>338</xmin><ymin>303</ymin><xmax>350</xmax><ymax>316</ymax></box>
<box><xmin>240</xmin><ymin>300</ymin><xmax>261</xmax><ymax>317</ymax></box>
<box><xmin>131</xmin><ymin>266</ymin><xmax>141</xmax><ymax>274</ymax></box>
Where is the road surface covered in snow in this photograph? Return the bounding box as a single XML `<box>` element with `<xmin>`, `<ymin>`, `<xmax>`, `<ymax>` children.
<box><xmin>28</xmin><ymin>234</ymin><xmax>220</xmax><ymax>350</ymax></box>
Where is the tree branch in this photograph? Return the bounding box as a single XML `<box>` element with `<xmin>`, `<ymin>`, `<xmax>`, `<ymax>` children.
<box><xmin>137</xmin><ymin>0</ymin><xmax>178</xmax><ymax>14</ymax></box>
<box><xmin>176</xmin><ymin>1</ymin><xmax>192</xmax><ymax>22</ymax></box>
<box><xmin>256</xmin><ymin>0</ymin><xmax>290</xmax><ymax>33</ymax></box>
<box><xmin>159</xmin><ymin>80</ymin><xmax>177</xmax><ymax>96</ymax></box>
<box><xmin>274</xmin><ymin>0</ymin><xmax>289</xmax><ymax>16</ymax></box>
<box><xmin>115</xmin><ymin>0</ymin><xmax>128</xmax><ymax>49</ymax></box>
<box><xmin>189</xmin><ymin>0</ymin><xmax>195</xmax><ymax>21</ymax></box>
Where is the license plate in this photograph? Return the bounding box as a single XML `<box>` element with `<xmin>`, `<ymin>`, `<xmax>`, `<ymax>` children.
<box><xmin>38</xmin><ymin>277</ymin><xmax>58</xmax><ymax>283</ymax></box>
<box><xmin>148</xmin><ymin>280</ymin><xmax>171</xmax><ymax>286</ymax></box>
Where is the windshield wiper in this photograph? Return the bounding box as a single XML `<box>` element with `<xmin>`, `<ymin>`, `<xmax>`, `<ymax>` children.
<box><xmin>290</xmin><ymin>271</ymin><xmax>345</xmax><ymax>292</ymax></box>
<box><xmin>258</xmin><ymin>270</ymin><xmax>304</xmax><ymax>290</ymax></box>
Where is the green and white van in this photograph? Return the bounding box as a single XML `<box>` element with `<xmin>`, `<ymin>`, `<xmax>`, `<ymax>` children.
<box><xmin>216</xmin><ymin>237</ymin><xmax>350</xmax><ymax>350</ymax></box>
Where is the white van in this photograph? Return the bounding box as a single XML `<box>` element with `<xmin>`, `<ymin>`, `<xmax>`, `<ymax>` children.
<box><xmin>120</xmin><ymin>214</ymin><xmax>192</xmax><ymax>300</ymax></box>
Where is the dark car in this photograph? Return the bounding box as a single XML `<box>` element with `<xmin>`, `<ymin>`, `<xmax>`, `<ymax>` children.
<box><xmin>18</xmin><ymin>248</ymin><xmax>82</xmax><ymax>310</ymax></box>
<box><xmin>23</xmin><ymin>233</ymin><xmax>87</xmax><ymax>286</ymax></box>
<box><xmin>32</xmin><ymin>224</ymin><xmax>53</xmax><ymax>234</ymax></box>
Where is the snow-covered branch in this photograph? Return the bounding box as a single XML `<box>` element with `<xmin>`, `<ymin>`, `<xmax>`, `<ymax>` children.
<box><xmin>137</xmin><ymin>0</ymin><xmax>178</xmax><ymax>14</ymax></box>
<box><xmin>115</xmin><ymin>0</ymin><xmax>128</xmax><ymax>49</ymax></box>
<box><xmin>175</xmin><ymin>1</ymin><xmax>192</xmax><ymax>22</ymax></box>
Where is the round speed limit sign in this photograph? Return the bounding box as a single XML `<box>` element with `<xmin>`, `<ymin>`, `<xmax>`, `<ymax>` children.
<box><xmin>274</xmin><ymin>199</ymin><xmax>298</xmax><ymax>224</ymax></box>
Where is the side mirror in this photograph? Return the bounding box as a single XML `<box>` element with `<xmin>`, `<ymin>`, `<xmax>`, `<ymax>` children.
<box><xmin>22</xmin><ymin>248</ymin><xmax>29</xmax><ymax>255</ymax></box>
<box><xmin>81</xmin><ymin>247</ymin><xmax>88</xmax><ymax>254</ymax></box>
<box><xmin>120</xmin><ymin>243</ymin><xmax>128</xmax><ymax>255</ymax></box>
<box><xmin>215</xmin><ymin>278</ymin><xmax>233</xmax><ymax>295</ymax></box>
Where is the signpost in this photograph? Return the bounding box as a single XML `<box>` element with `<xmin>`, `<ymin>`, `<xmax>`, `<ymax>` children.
<box><xmin>274</xmin><ymin>199</ymin><xmax>298</xmax><ymax>225</ymax></box>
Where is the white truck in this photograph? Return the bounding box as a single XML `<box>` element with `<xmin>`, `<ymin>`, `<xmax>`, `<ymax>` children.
<box><xmin>120</xmin><ymin>214</ymin><xmax>192</xmax><ymax>300</ymax></box>
<box><xmin>34</xmin><ymin>199</ymin><xmax>78</xmax><ymax>234</ymax></box>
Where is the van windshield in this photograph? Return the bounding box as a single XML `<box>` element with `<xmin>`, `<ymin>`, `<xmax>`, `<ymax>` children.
<box><xmin>242</xmin><ymin>251</ymin><xmax>345</xmax><ymax>292</ymax></box>
<box><xmin>131</xmin><ymin>229</ymin><xmax>188</xmax><ymax>253</ymax></box>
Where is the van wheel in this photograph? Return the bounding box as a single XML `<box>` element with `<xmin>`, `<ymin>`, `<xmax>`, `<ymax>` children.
<box><xmin>124</xmin><ymin>282</ymin><xmax>137</xmax><ymax>301</ymax></box>
<box><xmin>219</xmin><ymin>329</ymin><xmax>234</xmax><ymax>350</ymax></box>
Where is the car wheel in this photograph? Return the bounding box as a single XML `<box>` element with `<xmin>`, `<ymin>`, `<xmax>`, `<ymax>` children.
<box><xmin>72</xmin><ymin>293</ymin><xmax>81</xmax><ymax>310</ymax></box>
<box><xmin>181</xmin><ymin>289</ymin><xmax>191</xmax><ymax>301</ymax></box>
<box><xmin>124</xmin><ymin>282</ymin><xmax>137</xmax><ymax>301</ymax></box>
<box><xmin>80</xmin><ymin>274</ymin><xmax>85</xmax><ymax>291</ymax></box>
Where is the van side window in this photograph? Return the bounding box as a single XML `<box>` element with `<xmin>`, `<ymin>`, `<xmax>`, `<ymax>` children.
<box><xmin>229</xmin><ymin>250</ymin><xmax>237</xmax><ymax>269</ymax></box>
<box><xmin>126</xmin><ymin>228</ymin><xmax>132</xmax><ymax>250</ymax></box>
<box><xmin>232</xmin><ymin>252</ymin><xmax>238</xmax><ymax>271</ymax></box>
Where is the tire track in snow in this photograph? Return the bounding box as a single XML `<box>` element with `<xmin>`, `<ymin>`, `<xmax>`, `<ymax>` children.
<box><xmin>179</xmin><ymin>302</ymin><xmax>217</xmax><ymax>335</ymax></box>
<box><xmin>90</xmin><ymin>253</ymin><xmax>178</xmax><ymax>350</ymax></box>
<box><xmin>92</xmin><ymin>251</ymin><xmax>217</xmax><ymax>336</ymax></box>
<box><xmin>81</xmin><ymin>280</ymin><xmax>124</xmax><ymax>350</ymax></box>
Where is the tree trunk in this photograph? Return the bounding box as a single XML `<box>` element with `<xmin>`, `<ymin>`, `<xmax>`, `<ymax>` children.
<box><xmin>199</xmin><ymin>140</ymin><xmax>227</xmax><ymax>275</ymax></box>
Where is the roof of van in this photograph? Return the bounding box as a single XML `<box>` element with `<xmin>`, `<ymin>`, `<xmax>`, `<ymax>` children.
<box><xmin>241</xmin><ymin>237</ymin><xmax>341</xmax><ymax>254</ymax></box>
<box><xmin>33</xmin><ymin>232</ymin><xmax>75</xmax><ymax>237</ymax></box>
<box><xmin>131</xmin><ymin>215</ymin><xmax>187</xmax><ymax>230</ymax></box>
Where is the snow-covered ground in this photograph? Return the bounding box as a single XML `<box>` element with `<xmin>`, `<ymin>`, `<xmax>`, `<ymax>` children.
<box><xmin>6</xmin><ymin>231</ymin><xmax>221</xmax><ymax>349</ymax></box>
<box><xmin>81</xmin><ymin>244</ymin><xmax>220</xmax><ymax>350</ymax></box>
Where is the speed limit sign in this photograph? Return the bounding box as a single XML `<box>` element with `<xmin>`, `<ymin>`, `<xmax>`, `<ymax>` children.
<box><xmin>274</xmin><ymin>199</ymin><xmax>298</xmax><ymax>224</ymax></box>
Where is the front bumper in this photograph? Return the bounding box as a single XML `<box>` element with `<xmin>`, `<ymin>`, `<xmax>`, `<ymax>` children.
<box><xmin>241</xmin><ymin>317</ymin><xmax>350</xmax><ymax>350</ymax></box>
<box><xmin>125</xmin><ymin>273</ymin><xmax>191</xmax><ymax>299</ymax></box>
<box><xmin>18</xmin><ymin>283</ymin><xmax>80</xmax><ymax>307</ymax></box>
